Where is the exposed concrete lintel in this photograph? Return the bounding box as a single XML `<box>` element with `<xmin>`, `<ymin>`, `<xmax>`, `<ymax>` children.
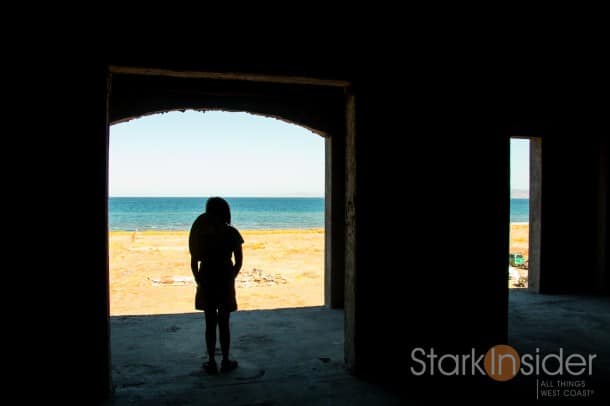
<box><xmin>109</xmin><ymin>66</ymin><xmax>351</xmax><ymax>88</ymax></box>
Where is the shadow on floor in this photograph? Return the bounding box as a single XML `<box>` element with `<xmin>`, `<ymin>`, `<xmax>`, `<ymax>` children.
<box><xmin>106</xmin><ymin>294</ymin><xmax>610</xmax><ymax>404</ymax></box>
<box><xmin>106</xmin><ymin>306</ymin><xmax>401</xmax><ymax>405</ymax></box>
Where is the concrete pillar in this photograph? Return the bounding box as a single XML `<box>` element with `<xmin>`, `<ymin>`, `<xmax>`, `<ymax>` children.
<box><xmin>325</xmin><ymin>132</ymin><xmax>346</xmax><ymax>308</ymax></box>
<box><xmin>344</xmin><ymin>91</ymin><xmax>357</xmax><ymax>372</ymax></box>
<box><xmin>539</xmin><ymin>133</ymin><xmax>605</xmax><ymax>293</ymax></box>
<box><xmin>70</xmin><ymin>64</ymin><xmax>113</xmax><ymax>400</ymax></box>
<box><xmin>596</xmin><ymin>136</ymin><xmax>608</xmax><ymax>293</ymax></box>
<box><xmin>528</xmin><ymin>137</ymin><xmax>542</xmax><ymax>292</ymax></box>
<box><xmin>97</xmin><ymin>68</ymin><xmax>113</xmax><ymax>399</ymax></box>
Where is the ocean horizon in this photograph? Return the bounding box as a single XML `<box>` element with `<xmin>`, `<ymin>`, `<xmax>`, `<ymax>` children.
<box><xmin>109</xmin><ymin>197</ymin><xmax>324</xmax><ymax>231</ymax></box>
<box><xmin>109</xmin><ymin>197</ymin><xmax>530</xmax><ymax>231</ymax></box>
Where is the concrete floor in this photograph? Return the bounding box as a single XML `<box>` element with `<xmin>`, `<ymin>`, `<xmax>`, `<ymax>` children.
<box><xmin>106</xmin><ymin>307</ymin><xmax>401</xmax><ymax>405</ymax></box>
<box><xmin>106</xmin><ymin>292</ymin><xmax>610</xmax><ymax>404</ymax></box>
<box><xmin>508</xmin><ymin>289</ymin><xmax>610</xmax><ymax>401</ymax></box>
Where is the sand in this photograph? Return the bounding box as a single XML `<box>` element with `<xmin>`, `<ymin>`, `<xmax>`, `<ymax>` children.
<box><xmin>110</xmin><ymin>224</ymin><xmax>530</xmax><ymax>315</ymax></box>
<box><xmin>509</xmin><ymin>223</ymin><xmax>529</xmax><ymax>257</ymax></box>
<box><xmin>509</xmin><ymin>222</ymin><xmax>530</xmax><ymax>287</ymax></box>
<box><xmin>110</xmin><ymin>229</ymin><xmax>324</xmax><ymax>315</ymax></box>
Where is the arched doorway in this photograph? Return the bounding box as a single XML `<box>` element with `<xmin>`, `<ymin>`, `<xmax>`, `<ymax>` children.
<box><xmin>103</xmin><ymin>67</ymin><xmax>357</xmax><ymax>397</ymax></box>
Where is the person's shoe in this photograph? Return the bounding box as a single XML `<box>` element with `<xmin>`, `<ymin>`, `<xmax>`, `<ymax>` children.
<box><xmin>220</xmin><ymin>359</ymin><xmax>238</xmax><ymax>373</ymax></box>
<box><xmin>202</xmin><ymin>360</ymin><xmax>218</xmax><ymax>375</ymax></box>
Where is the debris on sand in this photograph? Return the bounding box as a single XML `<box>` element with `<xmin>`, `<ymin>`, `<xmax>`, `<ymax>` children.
<box><xmin>237</xmin><ymin>268</ymin><xmax>288</xmax><ymax>288</ymax></box>
<box><xmin>147</xmin><ymin>269</ymin><xmax>288</xmax><ymax>288</ymax></box>
<box><xmin>149</xmin><ymin>276</ymin><xmax>194</xmax><ymax>286</ymax></box>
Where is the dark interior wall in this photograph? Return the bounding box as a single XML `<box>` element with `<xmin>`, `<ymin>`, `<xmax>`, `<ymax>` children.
<box><xmin>42</xmin><ymin>57</ymin><xmax>608</xmax><ymax>401</ymax></box>
<box><xmin>35</xmin><ymin>64</ymin><xmax>113</xmax><ymax>401</ymax></box>
<box><xmin>82</xmin><ymin>66</ymin><xmax>113</xmax><ymax>401</ymax></box>
<box><xmin>350</xmin><ymin>79</ymin><xmax>510</xmax><ymax>395</ymax></box>
<box><xmin>593</xmin><ymin>133</ymin><xmax>608</xmax><ymax>294</ymax></box>
<box><xmin>541</xmin><ymin>129</ymin><xmax>610</xmax><ymax>294</ymax></box>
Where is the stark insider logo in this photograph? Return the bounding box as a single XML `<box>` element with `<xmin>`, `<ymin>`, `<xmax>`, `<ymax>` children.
<box><xmin>411</xmin><ymin>344</ymin><xmax>597</xmax><ymax>381</ymax></box>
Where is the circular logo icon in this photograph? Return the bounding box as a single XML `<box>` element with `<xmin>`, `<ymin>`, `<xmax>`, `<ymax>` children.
<box><xmin>484</xmin><ymin>344</ymin><xmax>520</xmax><ymax>381</ymax></box>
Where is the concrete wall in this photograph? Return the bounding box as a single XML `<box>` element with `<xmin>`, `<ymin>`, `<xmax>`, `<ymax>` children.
<box><xmin>600</xmin><ymin>136</ymin><xmax>609</xmax><ymax>293</ymax></box>
<box><xmin>348</xmin><ymin>78</ymin><xmax>510</xmax><ymax>395</ymax></box>
<box><xmin>109</xmin><ymin>72</ymin><xmax>347</xmax><ymax>135</ymax></box>
<box><xmin>540</xmin><ymin>129</ymin><xmax>609</xmax><ymax>294</ymax></box>
<box><xmin>34</xmin><ymin>63</ymin><xmax>114</xmax><ymax>400</ymax></box>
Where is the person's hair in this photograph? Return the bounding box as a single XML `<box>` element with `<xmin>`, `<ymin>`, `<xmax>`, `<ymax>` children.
<box><xmin>205</xmin><ymin>197</ymin><xmax>231</xmax><ymax>225</ymax></box>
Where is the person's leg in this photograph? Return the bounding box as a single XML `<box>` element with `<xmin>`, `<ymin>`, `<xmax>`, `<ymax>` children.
<box><xmin>218</xmin><ymin>310</ymin><xmax>238</xmax><ymax>371</ymax></box>
<box><xmin>204</xmin><ymin>309</ymin><xmax>218</xmax><ymax>372</ymax></box>
<box><xmin>218</xmin><ymin>310</ymin><xmax>230</xmax><ymax>360</ymax></box>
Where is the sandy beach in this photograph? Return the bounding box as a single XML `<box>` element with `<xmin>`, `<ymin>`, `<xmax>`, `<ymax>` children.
<box><xmin>110</xmin><ymin>224</ymin><xmax>529</xmax><ymax>315</ymax></box>
<box><xmin>110</xmin><ymin>229</ymin><xmax>325</xmax><ymax>315</ymax></box>
<box><xmin>509</xmin><ymin>223</ymin><xmax>529</xmax><ymax>286</ymax></box>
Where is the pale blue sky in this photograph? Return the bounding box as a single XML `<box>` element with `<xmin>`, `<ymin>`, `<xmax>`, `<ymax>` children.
<box><xmin>110</xmin><ymin>111</ymin><xmax>530</xmax><ymax>196</ymax></box>
<box><xmin>109</xmin><ymin>111</ymin><xmax>325</xmax><ymax>197</ymax></box>
<box><xmin>510</xmin><ymin>138</ymin><xmax>530</xmax><ymax>190</ymax></box>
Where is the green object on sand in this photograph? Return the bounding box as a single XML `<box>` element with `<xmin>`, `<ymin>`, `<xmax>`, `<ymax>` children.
<box><xmin>509</xmin><ymin>253</ymin><xmax>525</xmax><ymax>267</ymax></box>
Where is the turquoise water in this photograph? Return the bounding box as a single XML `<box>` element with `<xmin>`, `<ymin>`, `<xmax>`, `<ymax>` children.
<box><xmin>109</xmin><ymin>197</ymin><xmax>529</xmax><ymax>231</ymax></box>
<box><xmin>510</xmin><ymin>198</ymin><xmax>529</xmax><ymax>223</ymax></box>
<box><xmin>109</xmin><ymin>197</ymin><xmax>324</xmax><ymax>231</ymax></box>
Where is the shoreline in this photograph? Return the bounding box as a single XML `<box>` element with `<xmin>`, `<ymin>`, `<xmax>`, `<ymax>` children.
<box><xmin>110</xmin><ymin>228</ymin><xmax>324</xmax><ymax>235</ymax></box>
<box><xmin>112</xmin><ymin>224</ymin><xmax>523</xmax><ymax>233</ymax></box>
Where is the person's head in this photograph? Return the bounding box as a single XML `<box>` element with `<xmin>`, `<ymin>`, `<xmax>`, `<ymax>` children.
<box><xmin>205</xmin><ymin>197</ymin><xmax>231</xmax><ymax>225</ymax></box>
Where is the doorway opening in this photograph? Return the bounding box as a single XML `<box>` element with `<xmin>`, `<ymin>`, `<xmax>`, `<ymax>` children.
<box><xmin>509</xmin><ymin>137</ymin><xmax>541</xmax><ymax>291</ymax></box>
<box><xmin>108</xmin><ymin>110</ymin><xmax>326</xmax><ymax>315</ymax></box>
<box><xmin>105</xmin><ymin>69</ymin><xmax>356</xmax><ymax>398</ymax></box>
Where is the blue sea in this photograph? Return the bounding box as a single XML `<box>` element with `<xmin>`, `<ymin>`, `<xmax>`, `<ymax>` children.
<box><xmin>109</xmin><ymin>197</ymin><xmax>325</xmax><ymax>231</ymax></box>
<box><xmin>109</xmin><ymin>197</ymin><xmax>530</xmax><ymax>231</ymax></box>
<box><xmin>510</xmin><ymin>198</ymin><xmax>529</xmax><ymax>223</ymax></box>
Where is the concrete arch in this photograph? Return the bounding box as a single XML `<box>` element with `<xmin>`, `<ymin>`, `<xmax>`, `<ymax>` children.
<box><xmin>111</xmin><ymin>107</ymin><xmax>327</xmax><ymax>138</ymax></box>
<box><xmin>109</xmin><ymin>71</ymin><xmax>347</xmax><ymax>137</ymax></box>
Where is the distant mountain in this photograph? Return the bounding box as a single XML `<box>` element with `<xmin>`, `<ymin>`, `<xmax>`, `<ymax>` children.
<box><xmin>511</xmin><ymin>189</ymin><xmax>529</xmax><ymax>198</ymax></box>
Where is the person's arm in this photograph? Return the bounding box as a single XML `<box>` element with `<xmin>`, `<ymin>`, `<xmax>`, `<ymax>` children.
<box><xmin>233</xmin><ymin>244</ymin><xmax>243</xmax><ymax>277</ymax></box>
<box><xmin>191</xmin><ymin>257</ymin><xmax>200</xmax><ymax>284</ymax></box>
<box><xmin>189</xmin><ymin>216</ymin><xmax>202</xmax><ymax>284</ymax></box>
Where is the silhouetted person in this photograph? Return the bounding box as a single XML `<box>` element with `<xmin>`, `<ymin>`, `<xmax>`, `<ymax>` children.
<box><xmin>189</xmin><ymin>197</ymin><xmax>244</xmax><ymax>374</ymax></box>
